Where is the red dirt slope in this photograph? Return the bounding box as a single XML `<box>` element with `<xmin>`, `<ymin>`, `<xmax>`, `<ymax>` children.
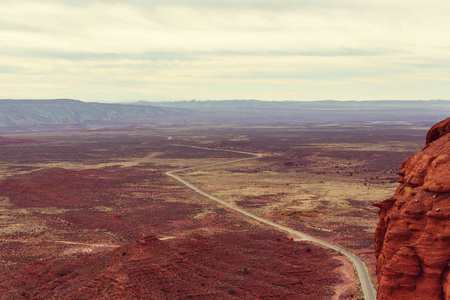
<box><xmin>374</xmin><ymin>118</ymin><xmax>450</xmax><ymax>300</ymax></box>
<box><xmin>1</xmin><ymin>231</ymin><xmax>343</xmax><ymax>299</ymax></box>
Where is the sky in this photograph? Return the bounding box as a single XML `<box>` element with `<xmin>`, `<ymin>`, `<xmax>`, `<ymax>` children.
<box><xmin>1</xmin><ymin>0</ymin><xmax>450</xmax><ymax>102</ymax></box>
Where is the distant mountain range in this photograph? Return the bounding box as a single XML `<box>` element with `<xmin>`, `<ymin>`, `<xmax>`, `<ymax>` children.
<box><xmin>137</xmin><ymin>99</ymin><xmax>449</xmax><ymax>110</ymax></box>
<box><xmin>143</xmin><ymin>99</ymin><xmax>450</xmax><ymax>126</ymax></box>
<box><xmin>0</xmin><ymin>99</ymin><xmax>190</xmax><ymax>132</ymax></box>
<box><xmin>0</xmin><ymin>99</ymin><xmax>449</xmax><ymax>132</ymax></box>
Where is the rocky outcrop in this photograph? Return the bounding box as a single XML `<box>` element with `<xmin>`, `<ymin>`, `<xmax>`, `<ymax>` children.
<box><xmin>374</xmin><ymin>118</ymin><xmax>450</xmax><ymax>300</ymax></box>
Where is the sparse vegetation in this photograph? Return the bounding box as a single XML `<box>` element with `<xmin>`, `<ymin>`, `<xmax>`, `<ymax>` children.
<box><xmin>274</xmin><ymin>210</ymin><xmax>321</xmax><ymax>219</ymax></box>
<box><xmin>0</xmin><ymin>122</ymin><xmax>426</xmax><ymax>299</ymax></box>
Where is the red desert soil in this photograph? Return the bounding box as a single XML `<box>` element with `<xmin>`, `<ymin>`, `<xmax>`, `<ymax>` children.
<box><xmin>0</xmin><ymin>136</ymin><xmax>37</xmax><ymax>145</ymax></box>
<box><xmin>0</xmin><ymin>153</ymin><xmax>352</xmax><ymax>299</ymax></box>
<box><xmin>1</xmin><ymin>231</ymin><xmax>344</xmax><ymax>299</ymax></box>
<box><xmin>374</xmin><ymin>118</ymin><xmax>450</xmax><ymax>300</ymax></box>
<box><xmin>0</xmin><ymin>123</ymin><xmax>423</xmax><ymax>299</ymax></box>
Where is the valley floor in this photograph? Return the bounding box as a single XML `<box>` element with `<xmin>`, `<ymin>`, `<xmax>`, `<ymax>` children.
<box><xmin>0</xmin><ymin>123</ymin><xmax>426</xmax><ymax>299</ymax></box>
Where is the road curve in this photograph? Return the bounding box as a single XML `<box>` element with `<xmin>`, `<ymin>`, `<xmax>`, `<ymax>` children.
<box><xmin>166</xmin><ymin>146</ymin><xmax>376</xmax><ymax>300</ymax></box>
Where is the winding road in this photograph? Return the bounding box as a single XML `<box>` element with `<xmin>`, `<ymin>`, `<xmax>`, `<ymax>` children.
<box><xmin>166</xmin><ymin>146</ymin><xmax>376</xmax><ymax>300</ymax></box>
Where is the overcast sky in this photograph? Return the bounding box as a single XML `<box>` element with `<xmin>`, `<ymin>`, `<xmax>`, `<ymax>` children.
<box><xmin>1</xmin><ymin>0</ymin><xmax>449</xmax><ymax>102</ymax></box>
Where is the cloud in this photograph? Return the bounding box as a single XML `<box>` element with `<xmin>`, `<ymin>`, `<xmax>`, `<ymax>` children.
<box><xmin>0</xmin><ymin>0</ymin><xmax>449</xmax><ymax>101</ymax></box>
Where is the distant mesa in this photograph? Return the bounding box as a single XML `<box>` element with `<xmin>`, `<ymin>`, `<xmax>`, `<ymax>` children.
<box><xmin>0</xmin><ymin>99</ymin><xmax>189</xmax><ymax>131</ymax></box>
<box><xmin>374</xmin><ymin>117</ymin><xmax>450</xmax><ymax>299</ymax></box>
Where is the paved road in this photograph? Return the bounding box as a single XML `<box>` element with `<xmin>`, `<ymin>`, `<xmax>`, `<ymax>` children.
<box><xmin>166</xmin><ymin>146</ymin><xmax>376</xmax><ymax>300</ymax></box>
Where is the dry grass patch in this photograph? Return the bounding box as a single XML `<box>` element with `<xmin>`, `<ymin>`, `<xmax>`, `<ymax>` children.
<box><xmin>0</xmin><ymin>216</ymin><xmax>46</xmax><ymax>235</ymax></box>
<box><xmin>274</xmin><ymin>210</ymin><xmax>321</xmax><ymax>219</ymax></box>
<box><xmin>307</xmin><ymin>141</ymin><xmax>420</xmax><ymax>152</ymax></box>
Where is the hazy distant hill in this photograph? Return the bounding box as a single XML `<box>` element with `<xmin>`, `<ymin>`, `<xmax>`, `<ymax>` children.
<box><xmin>0</xmin><ymin>99</ymin><xmax>449</xmax><ymax>132</ymax></box>
<box><xmin>0</xmin><ymin>99</ymin><xmax>190</xmax><ymax>131</ymax></box>
<box><xmin>141</xmin><ymin>99</ymin><xmax>450</xmax><ymax>124</ymax></box>
<box><xmin>138</xmin><ymin>99</ymin><xmax>449</xmax><ymax>110</ymax></box>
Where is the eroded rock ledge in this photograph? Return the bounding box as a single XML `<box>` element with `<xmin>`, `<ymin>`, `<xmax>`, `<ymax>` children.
<box><xmin>374</xmin><ymin>117</ymin><xmax>450</xmax><ymax>300</ymax></box>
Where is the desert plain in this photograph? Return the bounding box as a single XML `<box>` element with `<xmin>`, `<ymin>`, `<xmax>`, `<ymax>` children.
<box><xmin>0</xmin><ymin>122</ymin><xmax>428</xmax><ymax>299</ymax></box>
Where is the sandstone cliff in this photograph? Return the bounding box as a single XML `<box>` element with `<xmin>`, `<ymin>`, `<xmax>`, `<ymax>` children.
<box><xmin>374</xmin><ymin>118</ymin><xmax>450</xmax><ymax>299</ymax></box>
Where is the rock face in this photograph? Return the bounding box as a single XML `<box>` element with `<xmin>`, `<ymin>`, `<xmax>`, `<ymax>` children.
<box><xmin>374</xmin><ymin>118</ymin><xmax>450</xmax><ymax>300</ymax></box>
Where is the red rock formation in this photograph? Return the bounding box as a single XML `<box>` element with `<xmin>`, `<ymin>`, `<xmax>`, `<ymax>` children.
<box><xmin>374</xmin><ymin>117</ymin><xmax>450</xmax><ymax>300</ymax></box>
